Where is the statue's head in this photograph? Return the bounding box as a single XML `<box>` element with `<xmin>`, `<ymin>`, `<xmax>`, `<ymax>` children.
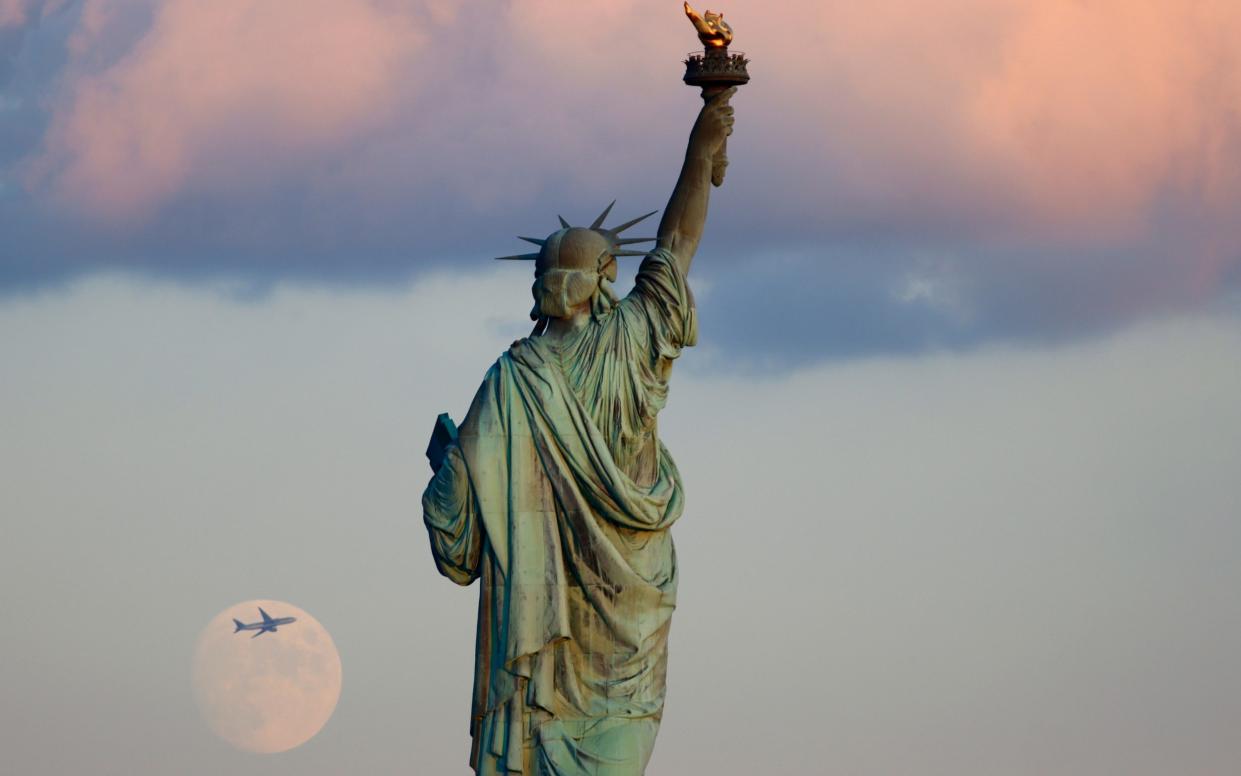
<box><xmin>494</xmin><ymin>202</ymin><xmax>658</xmax><ymax>323</ymax></box>
<box><xmin>531</xmin><ymin>227</ymin><xmax>615</xmax><ymax>320</ymax></box>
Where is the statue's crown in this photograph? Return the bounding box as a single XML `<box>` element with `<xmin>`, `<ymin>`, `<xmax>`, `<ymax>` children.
<box><xmin>494</xmin><ymin>202</ymin><xmax>657</xmax><ymax>268</ymax></box>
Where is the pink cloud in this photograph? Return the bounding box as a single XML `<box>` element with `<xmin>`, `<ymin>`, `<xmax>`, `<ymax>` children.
<box><xmin>1</xmin><ymin>0</ymin><xmax>69</xmax><ymax>28</ymax></box>
<box><xmin>964</xmin><ymin>0</ymin><xmax>1241</xmax><ymax>234</ymax></box>
<box><xmin>440</xmin><ymin>0</ymin><xmax>1241</xmax><ymax>246</ymax></box>
<box><xmin>30</xmin><ymin>0</ymin><xmax>425</xmax><ymax>221</ymax></box>
<box><xmin>615</xmin><ymin>0</ymin><xmax>1225</xmax><ymax>245</ymax></box>
<box><xmin>24</xmin><ymin>0</ymin><xmax>1241</xmax><ymax>262</ymax></box>
<box><xmin>0</xmin><ymin>0</ymin><xmax>29</xmax><ymax>28</ymax></box>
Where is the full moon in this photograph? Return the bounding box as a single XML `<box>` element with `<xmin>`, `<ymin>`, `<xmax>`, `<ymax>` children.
<box><xmin>192</xmin><ymin>599</ymin><xmax>342</xmax><ymax>753</ymax></box>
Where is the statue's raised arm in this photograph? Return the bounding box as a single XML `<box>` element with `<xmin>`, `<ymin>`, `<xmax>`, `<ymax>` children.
<box><xmin>656</xmin><ymin>87</ymin><xmax>736</xmax><ymax>276</ymax></box>
<box><xmin>659</xmin><ymin>3</ymin><xmax>747</xmax><ymax>276</ymax></box>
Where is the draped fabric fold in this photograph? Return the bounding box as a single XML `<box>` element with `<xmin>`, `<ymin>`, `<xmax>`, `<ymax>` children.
<box><xmin>423</xmin><ymin>249</ymin><xmax>695</xmax><ymax>774</ymax></box>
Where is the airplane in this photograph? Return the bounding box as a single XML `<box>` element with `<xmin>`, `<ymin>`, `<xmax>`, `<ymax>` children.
<box><xmin>232</xmin><ymin>607</ymin><xmax>296</xmax><ymax>638</ymax></box>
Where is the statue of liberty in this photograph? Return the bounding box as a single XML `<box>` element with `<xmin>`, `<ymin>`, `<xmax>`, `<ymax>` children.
<box><xmin>422</xmin><ymin>10</ymin><xmax>744</xmax><ymax>773</ymax></box>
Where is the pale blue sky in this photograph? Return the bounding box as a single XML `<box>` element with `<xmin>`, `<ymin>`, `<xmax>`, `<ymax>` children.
<box><xmin>3</xmin><ymin>274</ymin><xmax>1240</xmax><ymax>773</ymax></box>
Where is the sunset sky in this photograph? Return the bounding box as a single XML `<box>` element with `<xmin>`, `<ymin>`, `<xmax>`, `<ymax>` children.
<box><xmin>3</xmin><ymin>1</ymin><xmax>1240</xmax><ymax>773</ymax></box>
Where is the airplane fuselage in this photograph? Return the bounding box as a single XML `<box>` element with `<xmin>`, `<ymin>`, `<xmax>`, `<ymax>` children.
<box><xmin>232</xmin><ymin>608</ymin><xmax>297</xmax><ymax>638</ymax></box>
<box><xmin>235</xmin><ymin>618</ymin><xmax>295</xmax><ymax>632</ymax></box>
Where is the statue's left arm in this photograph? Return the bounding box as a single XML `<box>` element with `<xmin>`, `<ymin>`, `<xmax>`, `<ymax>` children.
<box><xmin>423</xmin><ymin>444</ymin><xmax>482</xmax><ymax>586</ymax></box>
<box><xmin>656</xmin><ymin>86</ymin><xmax>736</xmax><ymax>276</ymax></box>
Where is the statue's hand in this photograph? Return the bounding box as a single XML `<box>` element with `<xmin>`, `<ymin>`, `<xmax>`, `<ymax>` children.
<box><xmin>426</xmin><ymin>413</ymin><xmax>459</xmax><ymax>472</ymax></box>
<box><xmin>689</xmin><ymin>87</ymin><xmax>736</xmax><ymax>161</ymax></box>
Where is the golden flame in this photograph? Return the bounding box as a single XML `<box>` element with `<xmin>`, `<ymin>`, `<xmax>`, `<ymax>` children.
<box><xmin>684</xmin><ymin>2</ymin><xmax>733</xmax><ymax>49</ymax></box>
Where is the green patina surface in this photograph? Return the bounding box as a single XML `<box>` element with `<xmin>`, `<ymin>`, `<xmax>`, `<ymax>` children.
<box><xmin>424</xmin><ymin>248</ymin><xmax>694</xmax><ymax>773</ymax></box>
<box><xmin>421</xmin><ymin>10</ymin><xmax>741</xmax><ymax>770</ymax></box>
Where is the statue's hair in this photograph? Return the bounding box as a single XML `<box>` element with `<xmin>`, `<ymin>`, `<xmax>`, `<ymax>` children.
<box><xmin>530</xmin><ymin>269</ymin><xmax>600</xmax><ymax>320</ymax></box>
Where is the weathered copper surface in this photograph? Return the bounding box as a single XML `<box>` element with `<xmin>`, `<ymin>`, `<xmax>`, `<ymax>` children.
<box><xmin>421</xmin><ymin>8</ymin><xmax>744</xmax><ymax>774</ymax></box>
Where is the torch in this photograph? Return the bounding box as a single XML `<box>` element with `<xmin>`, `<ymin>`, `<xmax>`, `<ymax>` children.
<box><xmin>683</xmin><ymin>2</ymin><xmax>749</xmax><ymax>187</ymax></box>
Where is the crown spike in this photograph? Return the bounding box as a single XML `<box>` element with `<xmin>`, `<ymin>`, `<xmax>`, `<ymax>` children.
<box><xmin>558</xmin><ymin>215</ymin><xmax>571</xmax><ymax>228</ymax></box>
<box><xmin>611</xmin><ymin>210</ymin><xmax>658</xmax><ymax>234</ymax></box>
<box><xmin>615</xmin><ymin>237</ymin><xmax>656</xmax><ymax>245</ymax></box>
<box><xmin>612</xmin><ymin>250</ymin><xmax>650</xmax><ymax>257</ymax></box>
<box><xmin>591</xmin><ymin>200</ymin><xmax>617</xmax><ymax>229</ymax></box>
<box><xmin>494</xmin><ymin>252</ymin><xmax>541</xmax><ymax>261</ymax></box>
<box><xmin>518</xmin><ymin>236</ymin><xmax>546</xmax><ymax>246</ymax></box>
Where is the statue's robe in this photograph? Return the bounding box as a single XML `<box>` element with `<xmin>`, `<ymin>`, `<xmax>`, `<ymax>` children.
<box><xmin>423</xmin><ymin>248</ymin><xmax>696</xmax><ymax>775</ymax></box>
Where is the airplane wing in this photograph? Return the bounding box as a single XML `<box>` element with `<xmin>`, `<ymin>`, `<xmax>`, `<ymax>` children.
<box><xmin>251</xmin><ymin>628</ymin><xmax>268</xmax><ymax>639</ymax></box>
<box><xmin>259</xmin><ymin>607</ymin><xmax>274</xmax><ymax>624</ymax></box>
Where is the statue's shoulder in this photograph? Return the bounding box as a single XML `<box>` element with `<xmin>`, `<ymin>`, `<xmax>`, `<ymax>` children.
<box><xmin>505</xmin><ymin>337</ymin><xmax>531</xmax><ymax>360</ymax></box>
<box><xmin>502</xmin><ymin>336</ymin><xmax>551</xmax><ymax>371</ymax></box>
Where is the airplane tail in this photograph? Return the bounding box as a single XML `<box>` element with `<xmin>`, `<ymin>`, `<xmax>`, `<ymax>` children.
<box><xmin>233</xmin><ymin>618</ymin><xmax>245</xmax><ymax>633</ymax></box>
